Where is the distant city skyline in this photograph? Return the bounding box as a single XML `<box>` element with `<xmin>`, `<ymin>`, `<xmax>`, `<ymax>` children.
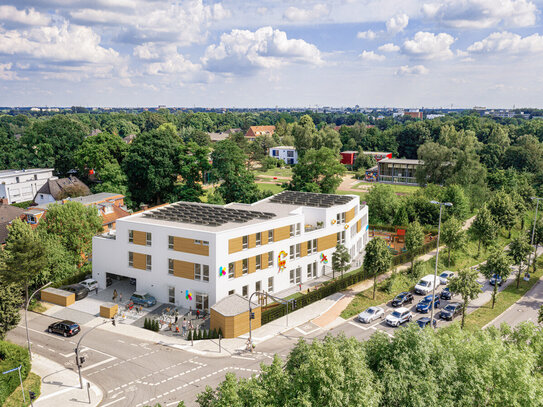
<box><xmin>1</xmin><ymin>0</ymin><xmax>543</xmax><ymax>107</ymax></box>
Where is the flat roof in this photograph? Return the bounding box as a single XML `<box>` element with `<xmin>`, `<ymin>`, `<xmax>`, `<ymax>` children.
<box><xmin>271</xmin><ymin>146</ymin><xmax>295</xmax><ymax>150</ymax></box>
<box><xmin>268</xmin><ymin>191</ymin><xmax>353</xmax><ymax>208</ymax></box>
<box><xmin>379</xmin><ymin>158</ymin><xmax>422</xmax><ymax>165</ymax></box>
<box><xmin>0</xmin><ymin>168</ymin><xmax>54</xmax><ymax>177</ymax></box>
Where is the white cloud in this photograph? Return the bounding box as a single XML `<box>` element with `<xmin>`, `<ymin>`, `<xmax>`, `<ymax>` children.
<box><xmin>203</xmin><ymin>26</ymin><xmax>323</xmax><ymax>74</ymax></box>
<box><xmin>360</xmin><ymin>50</ymin><xmax>385</xmax><ymax>61</ymax></box>
<box><xmin>146</xmin><ymin>54</ymin><xmax>200</xmax><ymax>75</ymax></box>
<box><xmin>422</xmin><ymin>0</ymin><xmax>537</xmax><ymax>29</ymax></box>
<box><xmin>0</xmin><ymin>5</ymin><xmax>51</xmax><ymax>26</ymax></box>
<box><xmin>133</xmin><ymin>43</ymin><xmax>160</xmax><ymax>60</ymax></box>
<box><xmin>378</xmin><ymin>43</ymin><xmax>400</xmax><ymax>52</ymax></box>
<box><xmin>284</xmin><ymin>4</ymin><xmax>329</xmax><ymax>22</ymax></box>
<box><xmin>403</xmin><ymin>31</ymin><xmax>455</xmax><ymax>59</ymax></box>
<box><xmin>386</xmin><ymin>13</ymin><xmax>409</xmax><ymax>34</ymax></box>
<box><xmin>0</xmin><ymin>63</ymin><xmax>19</xmax><ymax>80</ymax></box>
<box><xmin>357</xmin><ymin>30</ymin><xmax>377</xmax><ymax>40</ymax></box>
<box><xmin>395</xmin><ymin>65</ymin><xmax>429</xmax><ymax>75</ymax></box>
<box><xmin>467</xmin><ymin>31</ymin><xmax>543</xmax><ymax>54</ymax></box>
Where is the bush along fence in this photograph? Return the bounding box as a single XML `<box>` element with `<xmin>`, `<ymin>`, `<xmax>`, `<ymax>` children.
<box><xmin>143</xmin><ymin>318</ymin><xmax>160</xmax><ymax>332</ymax></box>
<box><xmin>187</xmin><ymin>328</ymin><xmax>223</xmax><ymax>341</ymax></box>
<box><xmin>0</xmin><ymin>341</ymin><xmax>31</xmax><ymax>405</ymax></box>
<box><xmin>260</xmin><ymin>238</ymin><xmax>438</xmax><ymax>326</ymax></box>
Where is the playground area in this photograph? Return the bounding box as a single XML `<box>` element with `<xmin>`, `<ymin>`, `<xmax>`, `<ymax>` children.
<box><xmin>369</xmin><ymin>227</ymin><xmax>436</xmax><ymax>256</ymax></box>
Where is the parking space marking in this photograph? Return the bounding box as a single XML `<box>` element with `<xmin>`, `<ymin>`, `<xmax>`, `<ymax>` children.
<box><xmin>348</xmin><ymin>321</ymin><xmax>370</xmax><ymax>330</ymax></box>
<box><xmin>294</xmin><ymin>325</ymin><xmax>322</xmax><ymax>336</ymax></box>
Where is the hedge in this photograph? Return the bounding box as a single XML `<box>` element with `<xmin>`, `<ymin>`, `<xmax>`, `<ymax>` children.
<box><xmin>187</xmin><ymin>327</ymin><xmax>223</xmax><ymax>341</ymax></box>
<box><xmin>0</xmin><ymin>341</ymin><xmax>31</xmax><ymax>405</ymax></box>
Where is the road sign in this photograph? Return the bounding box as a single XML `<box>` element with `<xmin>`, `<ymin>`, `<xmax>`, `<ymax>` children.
<box><xmin>2</xmin><ymin>366</ymin><xmax>21</xmax><ymax>374</ymax></box>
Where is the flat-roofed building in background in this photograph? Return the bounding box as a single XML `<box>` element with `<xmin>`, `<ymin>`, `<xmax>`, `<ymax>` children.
<box><xmin>92</xmin><ymin>191</ymin><xmax>369</xmax><ymax>312</ymax></box>
<box><xmin>340</xmin><ymin>151</ymin><xmax>392</xmax><ymax>167</ymax></box>
<box><xmin>377</xmin><ymin>158</ymin><xmax>422</xmax><ymax>186</ymax></box>
<box><xmin>269</xmin><ymin>146</ymin><xmax>298</xmax><ymax>165</ymax></box>
<box><xmin>0</xmin><ymin>168</ymin><xmax>54</xmax><ymax>204</ymax></box>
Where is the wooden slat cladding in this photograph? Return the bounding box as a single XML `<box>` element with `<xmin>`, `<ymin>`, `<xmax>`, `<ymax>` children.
<box><xmin>132</xmin><ymin>230</ymin><xmax>147</xmax><ymax>246</ymax></box>
<box><xmin>274</xmin><ymin>225</ymin><xmax>291</xmax><ymax>241</ymax></box>
<box><xmin>234</xmin><ymin>260</ymin><xmax>243</xmax><ymax>278</ymax></box>
<box><xmin>317</xmin><ymin>234</ymin><xmax>337</xmax><ymax>252</ymax></box>
<box><xmin>173</xmin><ymin>259</ymin><xmax>194</xmax><ymax>280</ymax></box>
<box><xmin>248</xmin><ymin>234</ymin><xmax>256</xmax><ymax>249</ymax></box>
<box><xmin>357</xmin><ymin>219</ymin><xmax>362</xmax><ymax>233</ymax></box>
<box><xmin>248</xmin><ymin>256</ymin><xmax>256</xmax><ymax>273</ymax></box>
<box><xmin>229</xmin><ymin>237</ymin><xmax>243</xmax><ymax>254</ymax></box>
<box><xmin>211</xmin><ymin>308</ymin><xmax>262</xmax><ymax>338</ymax></box>
<box><xmin>262</xmin><ymin>252</ymin><xmax>268</xmax><ymax>269</ymax></box>
<box><xmin>300</xmin><ymin>241</ymin><xmax>308</xmax><ymax>257</ymax></box>
<box><xmin>346</xmin><ymin>207</ymin><xmax>355</xmax><ymax>223</ymax></box>
<box><xmin>262</xmin><ymin>232</ymin><xmax>269</xmax><ymax>245</ymax></box>
<box><xmin>173</xmin><ymin>237</ymin><xmax>209</xmax><ymax>256</ymax></box>
<box><xmin>132</xmin><ymin>252</ymin><xmax>147</xmax><ymax>270</ymax></box>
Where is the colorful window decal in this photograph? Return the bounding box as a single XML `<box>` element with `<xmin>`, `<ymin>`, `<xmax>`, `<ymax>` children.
<box><xmin>331</xmin><ymin>219</ymin><xmax>337</xmax><ymax>225</ymax></box>
<box><xmin>320</xmin><ymin>253</ymin><xmax>328</xmax><ymax>264</ymax></box>
<box><xmin>278</xmin><ymin>250</ymin><xmax>288</xmax><ymax>272</ymax></box>
<box><xmin>219</xmin><ymin>266</ymin><xmax>226</xmax><ymax>276</ymax></box>
<box><xmin>185</xmin><ymin>290</ymin><xmax>192</xmax><ymax>300</ymax></box>
<box><xmin>344</xmin><ymin>224</ymin><xmax>349</xmax><ymax>229</ymax></box>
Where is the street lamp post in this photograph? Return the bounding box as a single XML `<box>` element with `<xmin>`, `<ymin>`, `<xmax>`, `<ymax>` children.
<box><xmin>529</xmin><ymin>197</ymin><xmax>542</xmax><ymax>273</ymax></box>
<box><xmin>248</xmin><ymin>291</ymin><xmax>288</xmax><ymax>351</ymax></box>
<box><xmin>25</xmin><ymin>282</ymin><xmax>52</xmax><ymax>359</ymax></box>
<box><xmin>430</xmin><ymin>200</ymin><xmax>453</xmax><ymax>327</ymax></box>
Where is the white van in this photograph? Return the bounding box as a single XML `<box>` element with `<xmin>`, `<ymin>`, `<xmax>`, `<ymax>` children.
<box><xmin>414</xmin><ymin>274</ymin><xmax>440</xmax><ymax>295</ymax></box>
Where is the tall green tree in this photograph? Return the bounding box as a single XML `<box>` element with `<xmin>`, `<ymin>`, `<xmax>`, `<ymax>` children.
<box><xmin>289</xmin><ymin>147</ymin><xmax>346</xmax><ymax>194</ymax></box>
<box><xmin>440</xmin><ymin>216</ymin><xmax>466</xmax><ymax>266</ymax></box>
<box><xmin>447</xmin><ymin>268</ymin><xmax>482</xmax><ymax>328</ymax></box>
<box><xmin>509</xmin><ymin>236</ymin><xmax>532</xmax><ymax>288</ymax></box>
<box><xmin>469</xmin><ymin>205</ymin><xmax>497</xmax><ymax>257</ymax></box>
<box><xmin>405</xmin><ymin>221</ymin><xmax>425</xmax><ymax>273</ymax></box>
<box><xmin>363</xmin><ymin>238</ymin><xmax>392</xmax><ymax>299</ymax></box>
<box><xmin>531</xmin><ymin>217</ymin><xmax>543</xmax><ymax>273</ymax></box>
<box><xmin>73</xmin><ymin>131</ymin><xmax>126</xmax><ymax>178</ymax></box>
<box><xmin>481</xmin><ymin>249</ymin><xmax>512</xmax><ymax>309</ymax></box>
<box><xmin>332</xmin><ymin>244</ymin><xmax>351</xmax><ymax>279</ymax></box>
<box><xmin>488</xmin><ymin>190</ymin><xmax>518</xmax><ymax>237</ymax></box>
<box><xmin>177</xmin><ymin>142</ymin><xmax>211</xmax><ymax>202</ymax></box>
<box><xmin>366</xmin><ymin>184</ymin><xmax>398</xmax><ymax>224</ymax></box>
<box><xmin>0</xmin><ymin>278</ymin><xmax>23</xmax><ymax>340</ymax></box>
<box><xmin>292</xmin><ymin>115</ymin><xmax>317</xmax><ymax>158</ymax></box>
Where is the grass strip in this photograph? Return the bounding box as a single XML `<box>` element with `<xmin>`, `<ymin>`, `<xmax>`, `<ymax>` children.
<box><xmin>4</xmin><ymin>372</ymin><xmax>41</xmax><ymax>407</ymax></box>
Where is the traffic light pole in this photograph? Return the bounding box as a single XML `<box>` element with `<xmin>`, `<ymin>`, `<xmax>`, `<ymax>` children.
<box><xmin>248</xmin><ymin>291</ymin><xmax>289</xmax><ymax>352</ymax></box>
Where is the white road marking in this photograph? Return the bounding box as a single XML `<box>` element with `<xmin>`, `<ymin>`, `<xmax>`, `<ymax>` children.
<box><xmin>232</xmin><ymin>355</ymin><xmax>254</xmax><ymax>360</ymax></box>
<box><xmin>101</xmin><ymin>397</ymin><xmax>126</xmax><ymax>407</ymax></box>
<box><xmin>81</xmin><ymin>356</ymin><xmax>117</xmax><ymax>372</ymax></box>
<box><xmin>348</xmin><ymin>321</ymin><xmax>370</xmax><ymax>330</ymax></box>
<box><xmin>34</xmin><ymin>386</ymin><xmax>73</xmax><ymax>402</ymax></box>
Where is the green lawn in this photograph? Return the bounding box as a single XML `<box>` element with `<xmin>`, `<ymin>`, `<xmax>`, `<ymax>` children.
<box><xmin>257</xmin><ymin>183</ymin><xmax>285</xmax><ymax>195</ymax></box>
<box><xmin>254</xmin><ymin>167</ymin><xmax>293</xmax><ymax>178</ymax></box>
<box><xmin>4</xmin><ymin>372</ymin><xmax>41</xmax><ymax>407</ymax></box>
<box><xmin>354</xmin><ymin>182</ymin><xmax>420</xmax><ymax>195</ymax></box>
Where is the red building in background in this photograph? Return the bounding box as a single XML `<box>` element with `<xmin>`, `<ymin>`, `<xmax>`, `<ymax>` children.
<box><xmin>340</xmin><ymin>151</ymin><xmax>393</xmax><ymax>166</ymax></box>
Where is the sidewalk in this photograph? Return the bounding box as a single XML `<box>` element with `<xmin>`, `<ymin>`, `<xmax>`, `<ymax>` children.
<box><xmin>31</xmin><ymin>354</ymin><xmax>102</xmax><ymax>407</ymax></box>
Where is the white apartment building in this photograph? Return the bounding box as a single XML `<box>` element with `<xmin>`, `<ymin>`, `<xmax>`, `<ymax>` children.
<box><xmin>269</xmin><ymin>146</ymin><xmax>298</xmax><ymax>165</ymax></box>
<box><xmin>92</xmin><ymin>191</ymin><xmax>369</xmax><ymax>312</ymax></box>
<box><xmin>0</xmin><ymin>168</ymin><xmax>54</xmax><ymax>204</ymax></box>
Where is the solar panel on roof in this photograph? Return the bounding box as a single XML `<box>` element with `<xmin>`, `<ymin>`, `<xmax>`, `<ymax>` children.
<box><xmin>268</xmin><ymin>191</ymin><xmax>353</xmax><ymax>208</ymax></box>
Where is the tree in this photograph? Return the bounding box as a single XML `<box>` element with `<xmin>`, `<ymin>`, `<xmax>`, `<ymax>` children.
<box><xmin>509</xmin><ymin>236</ymin><xmax>532</xmax><ymax>289</ymax></box>
<box><xmin>91</xmin><ymin>162</ymin><xmax>129</xmax><ymax>197</ymax></box>
<box><xmin>366</xmin><ymin>184</ymin><xmax>398</xmax><ymax>224</ymax></box>
<box><xmin>442</xmin><ymin>184</ymin><xmax>469</xmax><ymax>220</ymax></box>
<box><xmin>416</xmin><ymin>142</ymin><xmax>453</xmax><ymax>185</ymax></box>
<box><xmin>332</xmin><ymin>244</ymin><xmax>350</xmax><ymax>279</ymax></box>
<box><xmin>363</xmin><ymin>238</ymin><xmax>392</xmax><ymax>299</ymax></box>
<box><xmin>469</xmin><ymin>205</ymin><xmax>497</xmax><ymax>257</ymax></box>
<box><xmin>292</xmin><ymin>115</ymin><xmax>317</xmax><ymax>157</ymax></box>
<box><xmin>531</xmin><ymin>217</ymin><xmax>543</xmax><ymax>273</ymax></box>
<box><xmin>440</xmin><ymin>216</ymin><xmax>466</xmax><ymax>266</ymax></box>
<box><xmin>0</xmin><ymin>278</ymin><xmax>23</xmax><ymax>340</ymax></box>
<box><xmin>392</xmin><ymin>204</ymin><xmax>408</xmax><ymax>226</ymax></box>
<box><xmin>288</xmin><ymin>147</ymin><xmax>346</xmax><ymax>194</ymax></box>
<box><xmin>353</xmin><ymin>150</ymin><xmax>377</xmax><ymax>172</ymax></box>
<box><xmin>0</xmin><ymin>219</ymin><xmax>48</xmax><ymax>304</ymax></box>
<box><xmin>313</xmin><ymin>127</ymin><xmax>342</xmax><ymax>153</ymax></box>
<box><xmin>480</xmin><ymin>249</ymin><xmax>512</xmax><ymax>309</ymax></box>
<box><xmin>73</xmin><ymin>132</ymin><xmax>126</xmax><ymax>179</ymax></box>
<box><xmin>38</xmin><ymin>201</ymin><xmax>103</xmax><ymax>264</ymax></box>
<box><xmin>447</xmin><ymin>268</ymin><xmax>482</xmax><ymax>328</ymax></box>
<box><xmin>488</xmin><ymin>190</ymin><xmax>518</xmax><ymax>237</ymax></box>
<box><xmin>405</xmin><ymin>221</ymin><xmax>424</xmax><ymax>273</ymax></box>
<box><xmin>177</xmin><ymin>142</ymin><xmax>211</xmax><ymax>202</ymax></box>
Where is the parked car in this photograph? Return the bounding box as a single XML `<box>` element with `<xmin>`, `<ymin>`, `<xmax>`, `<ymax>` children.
<box><xmin>358</xmin><ymin>306</ymin><xmax>385</xmax><ymax>323</ymax></box>
<box><xmin>386</xmin><ymin>307</ymin><xmax>412</xmax><ymax>327</ymax></box>
<box><xmin>440</xmin><ymin>287</ymin><xmax>452</xmax><ymax>300</ymax></box>
<box><xmin>439</xmin><ymin>271</ymin><xmax>455</xmax><ymax>285</ymax></box>
<box><xmin>79</xmin><ymin>279</ymin><xmax>98</xmax><ymax>291</ymax></box>
<box><xmin>416</xmin><ymin>295</ymin><xmax>441</xmax><ymax>313</ymax></box>
<box><xmin>60</xmin><ymin>284</ymin><xmax>89</xmax><ymax>301</ymax></box>
<box><xmin>440</xmin><ymin>303</ymin><xmax>462</xmax><ymax>321</ymax></box>
<box><xmin>391</xmin><ymin>292</ymin><xmax>414</xmax><ymax>307</ymax></box>
<box><xmin>130</xmin><ymin>292</ymin><xmax>157</xmax><ymax>307</ymax></box>
<box><xmin>414</xmin><ymin>274</ymin><xmax>440</xmax><ymax>295</ymax></box>
<box><xmin>489</xmin><ymin>274</ymin><xmax>503</xmax><ymax>286</ymax></box>
<box><xmin>48</xmin><ymin>320</ymin><xmax>80</xmax><ymax>337</ymax></box>
<box><xmin>416</xmin><ymin>317</ymin><xmax>437</xmax><ymax>329</ymax></box>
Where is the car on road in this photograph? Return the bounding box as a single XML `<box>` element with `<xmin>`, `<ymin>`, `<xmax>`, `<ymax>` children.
<box><xmin>416</xmin><ymin>317</ymin><xmax>437</xmax><ymax>329</ymax></box>
<box><xmin>440</xmin><ymin>303</ymin><xmax>462</xmax><ymax>321</ymax></box>
<box><xmin>416</xmin><ymin>295</ymin><xmax>441</xmax><ymax>313</ymax></box>
<box><xmin>489</xmin><ymin>274</ymin><xmax>503</xmax><ymax>286</ymax></box>
<box><xmin>391</xmin><ymin>292</ymin><xmax>414</xmax><ymax>307</ymax></box>
<box><xmin>440</xmin><ymin>287</ymin><xmax>452</xmax><ymax>300</ymax></box>
<box><xmin>385</xmin><ymin>307</ymin><xmax>412</xmax><ymax>327</ymax></box>
<box><xmin>48</xmin><ymin>320</ymin><xmax>80</xmax><ymax>337</ymax></box>
<box><xmin>130</xmin><ymin>292</ymin><xmax>157</xmax><ymax>307</ymax></box>
<box><xmin>414</xmin><ymin>274</ymin><xmax>440</xmax><ymax>295</ymax></box>
<box><xmin>79</xmin><ymin>279</ymin><xmax>98</xmax><ymax>291</ymax></box>
<box><xmin>439</xmin><ymin>271</ymin><xmax>455</xmax><ymax>285</ymax></box>
<box><xmin>358</xmin><ymin>306</ymin><xmax>385</xmax><ymax>323</ymax></box>
<box><xmin>60</xmin><ymin>284</ymin><xmax>89</xmax><ymax>301</ymax></box>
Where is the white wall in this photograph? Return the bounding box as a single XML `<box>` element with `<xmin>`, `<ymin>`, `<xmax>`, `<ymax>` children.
<box><xmin>269</xmin><ymin>148</ymin><xmax>298</xmax><ymax>165</ymax></box>
<box><xmin>0</xmin><ymin>169</ymin><xmax>54</xmax><ymax>204</ymax></box>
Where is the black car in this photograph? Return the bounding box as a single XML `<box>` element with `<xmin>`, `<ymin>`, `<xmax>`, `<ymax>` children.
<box><xmin>440</xmin><ymin>303</ymin><xmax>462</xmax><ymax>321</ymax></box>
<box><xmin>391</xmin><ymin>292</ymin><xmax>414</xmax><ymax>307</ymax></box>
<box><xmin>416</xmin><ymin>317</ymin><xmax>437</xmax><ymax>328</ymax></box>
<box><xmin>48</xmin><ymin>320</ymin><xmax>80</xmax><ymax>337</ymax></box>
<box><xmin>440</xmin><ymin>287</ymin><xmax>452</xmax><ymax>300</ymax></box>
<box><xmin>60</xmin><ymin>284</ymin><xmax>89</xmax><ymax>301</ymax></box>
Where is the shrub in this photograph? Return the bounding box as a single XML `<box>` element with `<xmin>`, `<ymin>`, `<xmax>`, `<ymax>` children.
<box><xmin>0</xmin><ymin>341</ymin><xmax>31</xmax><ymax>405</ymax></box>
<box><xmin>154</xmin><ymin>320</ymin><xmax>159</xmax><ymax>332</ymax></box>
<box><xmin>211</xmin><ymin>328</ymin><xmax>218</xmax><ymax>339</ymax></box>
<box><xmin>218</xmin><ymin>328</ymin><xmax>223</xmax><ymax>338</ymax></box>
<box><xmin>382</xmin><ymin>272</ymin><xmax>412</xmax><ymax>294</ymax></box>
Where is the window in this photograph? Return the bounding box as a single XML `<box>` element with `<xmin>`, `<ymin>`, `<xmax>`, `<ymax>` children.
<box><xmin>256</xmin><ymin>255</ymin><xmax>261</xmax><ymax>270</ymax></box>
<box><xmin>290</xmin><ymin>244</ymin><xmax>300</xmax><ymax>259</ymax></box>
<box><xmin>307</xmin><ymin>263</ymin><xmax>312</xmax><ymax>279</ymax></box>
<box><xmin>290</xmin><ymin>245</ymin><xmax>295</xmax><ymax>260</ymax></box>
<box><xmin>242</xmin><ymin>258</ymin><xmax>248</xmax><ymax>274</ymax></box>
<box><xmin>289</xmin><ymin>269</ymin><xmax>295</xmax><ymax>284</ymax></box>
<box><xmin>242</xmin><ymin>285</ymin><xmax>248</xmax><ymax>298</ymax></box>
<box><xmin>168</xmin><ymin>259</ymin><xmax>174</xmax><ymax>275</ymax></box>
<box><xmin>296</xmin><ymin>223</ymin><xmax>301</xmax><ymax>236</ymax></box>
<box><xmin>146</xmin><ymin>255</ymin><xmax>152</xmax><ymax>271</ymax></box>
<box><xmin>203</xmin><ymin>265</ymin><xmax>209</xmax><ymax>282</ymax></box>
<box><xmin>202</xmin><ymin>241</ymin><xmax>209</xmax><ymax>246</ymax></box>
<box><xmin>146</xmin><ymin>232</ymin><xmax>152</xmax><ymax>246</ymax></box>
<box><xmin>308</xmin><ymin>239</ymin><xmax>317</xmax><ymax>254</ymax></box>
<box><xmin>268</xmin><ymin>276</ymin><xmax>274</xmax><ymax>292</ymax></box>
<box><xmin>242</xmin><ymin>235</ymin><xmax>248</xmax><ymax>249</ymax></box>
<box><xmin>194</xmin><ymin>264</ymin><xmax>201</xmax><ymax>280</ymax></box>
<box><xmin>256</xmin><ymin>232</ymin><xmax>261</xmax><ymax>246</ymax></box>
<box><xmin>168</xmin><ymin>286</ymin><xmax>175</xmax><ymax>303</ymax></box>
<box><xmin>15</xmin><ymin>176</ymin><xmax>19</xmax><ymax>183</ymax></box>
<box><xmin>287</xmin><ymin>150</ymin><xmax>294</xmax><ymax>157</ymax></box>
<box><xmin>337</xmin><ymin>231</ymin><xmax>346</xmax><ymax>245</ymax></box>
<box><xmin>350</xmin><ymin>225</ymin><xmax>357</xmax><ymax>239</ymax></box>
<box><xmin>268</xmin><ymin>229</ymin><xmax>274</xmax><ymax>242</ymax></box>
<box><xmin>128</xmin><ymin>252</ymin><xmax>134</xmax><ymax>267</ymax></box>
<box><xmin>337</xmin><ymin>212</ymin><xmax>346</xmax><ymax>224</ymax></box>
<box><xmin>228</xmin><ymin>262</ymin><xmax>235</xmax><ymax>279</ymax></box>
<box><xmin>256</xmin><ymin>280</ymin><xmax>261</xmax><ymax>292</ymax></box>
<box><xmin>290</xmin><ymin>225</ymin><xmax>295</xmax><ymax>237</ymax></box>
<box><xmin>195</xmin><ymin>293</ymin><xmax>209</xmax><ymax>311</ymax></box>
<box><xmin>228</xmin><ymin>289</ymin><xmax>235</xmax><ymax>295</ymax></box>
<box><xmin>129</xmin><ymin>230</ymin><xmax>134</xmax><ymax>243</ymax></box>
<box><xmin>296</xmin><ymin>243</ymin><xmax>300</xmax><ymax>258</ymax></box>
<box><xmin>168</xmin><ymin>236</ymin><xmax>174</xmax><ymax>249</ymax></box>
<box><xmin>272</xmin><ymin>149</ymin><xmax>278</xmax><ymax>156</ymax></box>
<box><xmin>291</xmin><ymin>267</ymin><xmax>301</xmax><ymax>284</ymax></box>
<box><xmin>268</xmin><ymin>251</ymin><xmax>273</xmax><ymax>267</ymax></box>
<box><xmin>194</xmin><ymin>239</ymin><xmax>201</xmax><ymax>245</ymax></box>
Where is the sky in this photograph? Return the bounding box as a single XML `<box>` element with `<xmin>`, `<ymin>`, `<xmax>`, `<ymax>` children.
<box><xmin>1</xmin><ymin>0</ymin><xmax>543</xmax><ymax>108</ymax></box>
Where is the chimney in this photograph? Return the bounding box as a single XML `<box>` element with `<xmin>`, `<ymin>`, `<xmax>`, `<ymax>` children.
<box><xmin>0</xmin><ymin>197</ymin><xmax>8</xmax><ymax>205</ymax></box>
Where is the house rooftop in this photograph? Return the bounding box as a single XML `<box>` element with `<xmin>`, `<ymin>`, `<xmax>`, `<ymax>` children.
<box><xmin>211</xmin><ymin>294</ymin><xmax>259</xmax><ymax>316</ymax></box>
<box><xmin>0</xmin><ymin>168</ymin><xmax>53</xmax><ymax>177</ymax></box>
<box><xmin>35</xmin><ymin>192</ymin><xmax>123</xmax><ymax>210</ymax></box>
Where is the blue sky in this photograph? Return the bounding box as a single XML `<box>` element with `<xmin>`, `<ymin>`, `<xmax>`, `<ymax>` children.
<box><xmin>1</xmin><ymin>0</ymin><xmax>543</xmax><ymax>108</ymax></box>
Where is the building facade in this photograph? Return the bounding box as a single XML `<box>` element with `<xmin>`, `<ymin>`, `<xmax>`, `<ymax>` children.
<box><xmin>269</xmin><ymin>146</ymin><xmax>298</xmax><ymax>165</ymax></box>
<box><xmin>0</xmin><ymin>168</ymin><xmax>54</xmax><ymax>204</ymax></box>
<box><xmin>377</xmin><ymin>158</ymin><xmax>422</xmax><ymax>185</ymax></box>
<box><xmin>245</xmin><ymin>126</ymin><xmax>275</xmax><ymax>140</ymax></box>
<box><xmin>92</xmin><ymin>191</ymin><xmax>369</xmax><ymax>312</ymax></box>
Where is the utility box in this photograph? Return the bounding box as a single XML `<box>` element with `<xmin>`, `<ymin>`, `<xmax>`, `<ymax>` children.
<box><xmin>41</xmin><ymin>287</ymin><xmax>75</xmax><ymax>306</ymax></box>
<box><xmin>100</xmin><ymin>302</ymin><xmax>118</xmax><ymax>319</ymax></box>
<box><xmin>210</xmin><ymin>294</ymin><xmax>261</xmax><ymax>338</ymax></box>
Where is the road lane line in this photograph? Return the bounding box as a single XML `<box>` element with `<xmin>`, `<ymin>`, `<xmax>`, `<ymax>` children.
<box><xmin>81</xmin><ymin>356</ymin><xmax>117</xmax><ymax>372</ymax></box>
<box><xmin>347</xmin><ymin>321</ymin><xmax>369</xmax><ymax>330</ymax></box>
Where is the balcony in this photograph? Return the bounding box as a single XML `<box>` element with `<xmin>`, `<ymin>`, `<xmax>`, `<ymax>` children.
<box><xmin>304</xmin><ymin>222</ymin><xmax>325</xmax><ymax>232</ymax></box>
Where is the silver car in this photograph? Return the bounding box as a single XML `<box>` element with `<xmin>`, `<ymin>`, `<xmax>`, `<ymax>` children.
<box><xmin>358</xmin><ymin>306</ymin><xmax>385</xmax><ymax>323</ymax></box>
